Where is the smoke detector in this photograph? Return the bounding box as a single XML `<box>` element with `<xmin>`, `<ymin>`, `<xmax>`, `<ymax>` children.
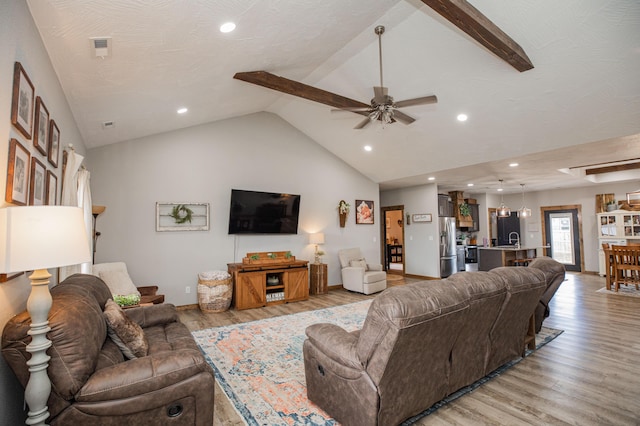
<box><xmin>90</xmin><ymin>37</ymin><xmax>112</xmax><ymax>58</ymax></box>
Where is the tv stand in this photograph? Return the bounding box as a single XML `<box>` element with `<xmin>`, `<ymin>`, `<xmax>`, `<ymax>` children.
<box><xmin>228</xmin><ymin>257</ymin><xmax>309</xmax><ymax>310</ymax></box>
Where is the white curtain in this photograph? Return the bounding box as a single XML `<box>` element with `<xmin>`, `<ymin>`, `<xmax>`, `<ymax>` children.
<box><xmin>60</xmin><ymin>151</ymin><xmax>93</xmax><ymax>281</ymax></box>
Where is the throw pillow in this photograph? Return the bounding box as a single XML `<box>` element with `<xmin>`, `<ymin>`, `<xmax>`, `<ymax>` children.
<box><xmin>103</xmin><ymin>299</ymin><xmax>149</xmax><ymax>359</ymax></box>
<box><xmin>99</xmin><ymin>269</ymin><xmax>140</xmax><ymax>297</ymax></box>
<box><xmin>350</xmin><ymin>258</ymin><xmax>368</xmax><ymax>270</ymax></box>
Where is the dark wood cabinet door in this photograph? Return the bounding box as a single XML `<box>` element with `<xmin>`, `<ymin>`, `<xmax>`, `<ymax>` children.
<box><xmin>497</xmin><ymin>212</ymin><xmax>520</xmax><ymax>245</ymax></box>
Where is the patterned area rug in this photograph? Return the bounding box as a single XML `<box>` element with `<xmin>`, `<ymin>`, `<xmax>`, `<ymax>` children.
<box><xmin>192</xmin><ymin>301</ymin><xmax>563</xmax><ymax>426</ymax></box>
<box><xmin>596</xmin><ymin>285</ymin><xmax>640</xmax><ymax>297</ymax></box>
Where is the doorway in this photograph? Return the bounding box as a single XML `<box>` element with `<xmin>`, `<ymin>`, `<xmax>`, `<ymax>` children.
<box><xmin>541</xmin><ymin>205</ymin><xmax>583</xmax><ymax>272</ymax></box>
<box><xmin>381</xmin><ymin>205</ymin><xmax>405</xmax><ymax>274</ymax></box>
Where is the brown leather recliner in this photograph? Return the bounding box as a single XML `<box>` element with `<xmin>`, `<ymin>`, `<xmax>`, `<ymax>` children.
<box><xmin>2</xmin><ymin>274</ymin><xmax>215</xmax><ymax>425</ymax></box>
<box><xmin>528</xmin><ymin>256</ymin><xmax>566</xmax><ymax>332</ymax></box>
<box><xmin>303</xmin><ymin>263</ymin><xmax>555</xmax><ymax>426</ymax></box>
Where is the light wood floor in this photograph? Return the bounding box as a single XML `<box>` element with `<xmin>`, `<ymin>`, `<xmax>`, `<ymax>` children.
<box><xmin>178</xmin><ymin>273</ymin><xmax>640</xmax><ymax>425</ymax></box>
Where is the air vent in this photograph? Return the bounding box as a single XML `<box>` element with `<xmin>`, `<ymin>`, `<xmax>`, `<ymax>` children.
<box><xmin>102</xmin><ymin>121</ymin><xmax>115</xmax><ymax>129</ymax></box>
<box><xmin>90</xmin><ymin>37</ymin><xmax>112</xmax><ymax>58</ymax></box>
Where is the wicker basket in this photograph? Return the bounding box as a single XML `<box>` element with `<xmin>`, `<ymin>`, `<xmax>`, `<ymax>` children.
<box><xmin>197</xmin><ymin>276</ymin><xmax>232</xmax><ymax>313</ymax></box>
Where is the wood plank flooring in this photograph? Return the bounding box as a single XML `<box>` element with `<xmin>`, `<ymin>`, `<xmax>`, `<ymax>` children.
<box><xmin>178</xmin><ymin>272</ymin><xmax>640</xmax><ymax>425</ymax></box>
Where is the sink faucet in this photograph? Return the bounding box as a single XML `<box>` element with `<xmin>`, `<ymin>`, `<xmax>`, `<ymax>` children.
<box><xmin>508</xmin><ymin>232</ymin><xmax>520</xmax><ymax>249</ymax></box>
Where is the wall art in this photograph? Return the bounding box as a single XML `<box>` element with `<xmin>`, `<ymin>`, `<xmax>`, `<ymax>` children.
<box><xmin>156</xmin><ymin>202</ymin><xmax>210</xmax><ymax>231</ymax></box>
<box><xmin>48</xmin><ymin>119</ymin><xmax>60</xmax><ymax>168</ymax></box>
<box><xmin>355</xmin><ymin>200</ymin><xmax>374</xmax><ymax>224</ymax></box>
<box><xmin>46</xmin><ymin>170</ymin><xmax>58</xmax><ymax>205</ymax></box>
<box><xmin>33</xmin><ymin>96</ymin><xmax>49</xmax><ymax>155</ymax></box>
<box><xmin>412</xmin><ymin>213</ymin><xmax>432</xmax><ymax>223</ymax></box>
<box><xmin>10</xmin><ymin>62</ymin><xmax>35</xmax><ymax>139</ymax></box>
<box><xmin>5</xmin><ymin>138</ymin><xmax>31</xmax><ymax>205</ymax></box>
<box><xmin>29</xmin><ymin>157</ymin><xmax>46</xmax><ymax>206</ymax></box>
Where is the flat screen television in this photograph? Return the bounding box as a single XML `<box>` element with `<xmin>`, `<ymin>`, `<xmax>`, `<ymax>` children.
<box><xmin>228</xmin><ymin>189</ymin><xmax>301</xmax><ymax>234</ymax></box>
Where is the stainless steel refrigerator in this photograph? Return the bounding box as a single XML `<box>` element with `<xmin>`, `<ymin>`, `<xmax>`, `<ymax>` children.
<box><xmin>439</xmin><ymin>217</ymin><xmax>457</xmax><ymax>277</ymax></box>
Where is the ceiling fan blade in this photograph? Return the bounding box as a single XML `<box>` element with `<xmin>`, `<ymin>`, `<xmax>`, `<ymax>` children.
<box><xmin>373</xmin><ymin>86</ymin><xmax>388</xmax><ymax>103</ymax></box>
<box><xmin>234</xmin><ymin>71</ymin><xmax>370</xmax><ymax>116</ymax></box>
<box><xmin>354</xmin><ymin>117</ymin><xmax>373</xmax><ymax>129</ymax></box>
<box><xmin>394</xmin><ymin>95</ymin><xmax>438</xmax><ymax>108</ymax></box>
<box><xmin>331</xmin><ymin>107</ymin><xmax>371</xmax><ymax>112</ymax></box>
<box><xmin>392</xmin><ymin>110</ymin><xmax>416</xmax><ymax>125</ymax></box>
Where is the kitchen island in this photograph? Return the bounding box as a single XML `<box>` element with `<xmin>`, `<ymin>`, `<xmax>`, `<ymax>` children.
<box><xmin>478</xmin><ymin>246</ymin><xmax>548</xmax><ymax>271</ymax></box>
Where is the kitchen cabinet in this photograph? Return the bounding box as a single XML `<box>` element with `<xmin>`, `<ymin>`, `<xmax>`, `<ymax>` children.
<box><xmin>497</xmin><ymin>212</ymin><xmax>520</xmax><ymax>246</ymax></box>
<box><xmin>438</xmin><ymin>194</ymin><xmax>453</xmax><ymax>217</ymax></box>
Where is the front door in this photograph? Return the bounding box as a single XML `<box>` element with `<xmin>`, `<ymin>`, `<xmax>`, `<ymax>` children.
<box><xmin>542</xmin><ymin>206</ymin><xmax>583</xmax><ymax>272</ymax></box>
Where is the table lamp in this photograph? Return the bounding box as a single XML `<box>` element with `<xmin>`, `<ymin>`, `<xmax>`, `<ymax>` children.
<box><xmin>0</xmin><ymin>206</ymin><xmax>91</xmax><ymax>426</ymax></box>
<box><xmin>309</xmin><ymin>233</ymin><xmax>325</xmax><ymax>264</ymax></box>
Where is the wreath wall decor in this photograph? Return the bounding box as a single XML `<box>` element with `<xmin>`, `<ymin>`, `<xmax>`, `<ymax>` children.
<box><xmin>170</xmin><ymin>204</ymin><xmax>194</xmax><ymax>224</ymax></box>
<box><xmin>156</xmin><ymin>202</ymin><xmax>209</xmax><ymax>231</ymax></box>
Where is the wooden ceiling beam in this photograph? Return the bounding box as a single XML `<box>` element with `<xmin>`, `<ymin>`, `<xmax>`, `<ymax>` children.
<box><xmin>420</xmin><ymin>0</ymin><xmax>534</xmax><ymax>72</ymax></box>
<box><xmin>233</xmin><ymin>71</ymin><xmax>370</xmax><ymax>113</ymax></box>
<box><xmin>585</xmin><ymin>162</ymin><xmax>640</xmax><ymax>176</ymax></box>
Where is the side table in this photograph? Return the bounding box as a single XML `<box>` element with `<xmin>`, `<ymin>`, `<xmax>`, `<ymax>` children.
<box><xmin>309</xmin><ymin>263</ymin><xmax>328</xmax><ymax>295</ymax></box>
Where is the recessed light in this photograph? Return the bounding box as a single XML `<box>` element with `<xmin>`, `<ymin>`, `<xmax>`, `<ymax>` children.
<box><xmin>428</xmin><ymin>177</ymin><xmax>435</xmax><ymax>181</ymax></box>
<box><xmin>457</xmin><ymin>113</ymin><xmax>468</xmax><ymax>122</ymax></box>
<box><xmin>497</xmin><ymin>188</ymin><xmax>504</xmax><ymax>192</ymax></box>
<box><xmin>364</xmin><ymin>145</ymin><xmax>372</xmax><ymax>152</ymax></box>
<box><xmin>220</xmin><ymin>22</ymin><xmax>236</xmax><ymax>33</ymax></box>
<box><xmin>509</xmin><ymin>162</ymin><xmax>519</xmax><ymax>167</ymax></box>
<box><xmin>467</xmin><ymin>183</ymin><xmax>474</xmax><ymax>187</ymax></box>
<box><xmin>177</xmin><ymin>107</ymin><xmax>188</xmax><ymax>114</ymax></box>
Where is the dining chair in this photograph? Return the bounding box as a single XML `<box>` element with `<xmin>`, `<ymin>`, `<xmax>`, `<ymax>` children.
<box><xmin>610</xmin><ymin>245</ymin><xmax>640</xmax><ymax>292</ymax></box>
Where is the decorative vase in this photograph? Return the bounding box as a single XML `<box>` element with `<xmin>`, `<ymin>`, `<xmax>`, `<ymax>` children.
<box><xmin>607</xmin><ymin>204</ymin><xmax>616</xmax><ymax>212</ymax></box>
<box><xmin>339</xmin><ymin>213</ymin><xmax>347</xmax><ymax>228</ymax></box>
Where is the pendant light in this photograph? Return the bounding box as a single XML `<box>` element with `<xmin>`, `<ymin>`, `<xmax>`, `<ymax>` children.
<box><xmin>518</xmin><ymin>184</ymin><xmax>532</xmax><ymax>218</ymax></box>
<box><xmin>497</xmin><ymin>179</ymin><xmax>511</xmax><ymax>217</ymax></box>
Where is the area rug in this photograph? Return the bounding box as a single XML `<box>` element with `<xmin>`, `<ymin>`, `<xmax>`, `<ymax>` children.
<box><xmin>596</xmin><ymin>285</ymin><xmax>640</xmax><ymax>298</ymax></box>
<box><xmin>192</xmin><ymin>301</ymin><xmax>563</xmax><ymax>426</ymax></box>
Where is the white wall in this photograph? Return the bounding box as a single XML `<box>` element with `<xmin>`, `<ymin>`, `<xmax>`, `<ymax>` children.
<box><xmin>86</xmin><ymin>112</ymin><xmax>380</xmax><ymax>306</ymax></box>
<box><xmin>0</xmin><ymin>1</ymin><xmax>87</xmax><ymax>424</ymax></box>
<box><xmin>380</xmin><ymin>184</ymin><xmax>440</xmax><ymax>278</ymax></box>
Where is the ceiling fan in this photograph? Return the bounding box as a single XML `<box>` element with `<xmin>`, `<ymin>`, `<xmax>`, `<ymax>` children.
<box><xmin>233</xmin><ymin>25</ymin><xmax>437</xmax><ymax>129</ymax></box>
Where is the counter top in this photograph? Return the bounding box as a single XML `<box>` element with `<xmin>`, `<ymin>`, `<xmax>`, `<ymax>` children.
<box><xmin>478</xmin><ymin>246</ymin><xmax>549</xmax><ymax>251</ymax></box>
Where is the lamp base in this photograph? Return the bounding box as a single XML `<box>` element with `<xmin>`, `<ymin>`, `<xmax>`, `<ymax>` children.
<box><xmin>25</xmin><ymin>268</ymin><xmax>52</xmax><ymax>426</ymax></box>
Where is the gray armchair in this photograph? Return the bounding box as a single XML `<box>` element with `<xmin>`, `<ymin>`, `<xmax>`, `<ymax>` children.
<box><xmin>337</xmin><ymin>248</ymin><xmax>386</xmax><ymax>294</ymax></box>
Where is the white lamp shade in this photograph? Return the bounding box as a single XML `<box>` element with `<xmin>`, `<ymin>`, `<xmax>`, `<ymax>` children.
<box><xmin>0</xmin><ymin>206</ymin><xmax>91</xmax><ymax>273</ymax></box>
<box><xmin>309</xmin><ymin>233</ymin><xmax>325</xmax><ymax>245</ymax></box>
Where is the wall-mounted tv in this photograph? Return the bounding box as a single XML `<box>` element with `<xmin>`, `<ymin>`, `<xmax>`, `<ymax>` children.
<box><xmin>228</xmin><ymin>189</ymin><xmax>301</xmax><ymax>234</ymax></box>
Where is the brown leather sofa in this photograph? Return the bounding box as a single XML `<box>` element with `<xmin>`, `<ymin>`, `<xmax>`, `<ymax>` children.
<box><xmin>2</xmin><ymin>274</ymin><xmax>215</xmax><ymax>425</ymax></box>
<box><xmin>303</xmin><ymin>261</ymin><xmax>561</xmax><ymax>426</ymax></box>
<box><xmin>528</xmin><ymin>256</ymin><xmax>566</xmax><ymax>332</ymax></box>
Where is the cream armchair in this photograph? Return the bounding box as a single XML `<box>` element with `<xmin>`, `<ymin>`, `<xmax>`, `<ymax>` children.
<box><xmin>92</xmin><ymin>262</ymin><xmax>165</xmax><ymax>305</ymax></box>
<box><xmin>338</xmin><ymin>248</ymin><xmax>387</xmax><ymax>295</ymax></box>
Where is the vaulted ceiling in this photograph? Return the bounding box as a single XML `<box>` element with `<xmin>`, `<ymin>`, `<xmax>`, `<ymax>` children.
<box><xmin>26</xmin><ymin>0</ymin><xmax>640</xmax><ymax>193</ymax></box>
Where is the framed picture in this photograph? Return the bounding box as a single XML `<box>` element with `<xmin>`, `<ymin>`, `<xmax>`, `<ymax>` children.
<box><xmin>46</xmin><ymin>170</ymin><xmax>58</xmax><ymax>205</ymax></box>
<box><xmin>10</xmin><ymin>62</ymin><xmax>35</xmax><ymax>140</ymax></box>
<box><xmin>412</xmin><ymin>213</ymin><xmax>433</xmax><ymax>223</ymax></box>
<box><xmin>5</xmin><ymin>139</ymin><xmax>31</xmax><ymax>205</ymax></box>
<box><xmin>48</xmin><ymin>119</ymin><xmax>60</xmax><ymax>168</ymax></box>
<box><xmin>156</xmin><ymin>202</ymin><xmax>210</xmax><ymax>231</ymax></box>
<box><xmin>29</xmin><ymin>157</ymin><xmax>46</xmax><ymax>206</ymax></box>
<box><xmin>355</xmin><ymin>200</ymin><xmax>374</xmax><ymax>224</ymax></box>
<box><xmin>33</xmin><ymin>96</ymin><xmax>49</xmax><ymax>155</ymax></box>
